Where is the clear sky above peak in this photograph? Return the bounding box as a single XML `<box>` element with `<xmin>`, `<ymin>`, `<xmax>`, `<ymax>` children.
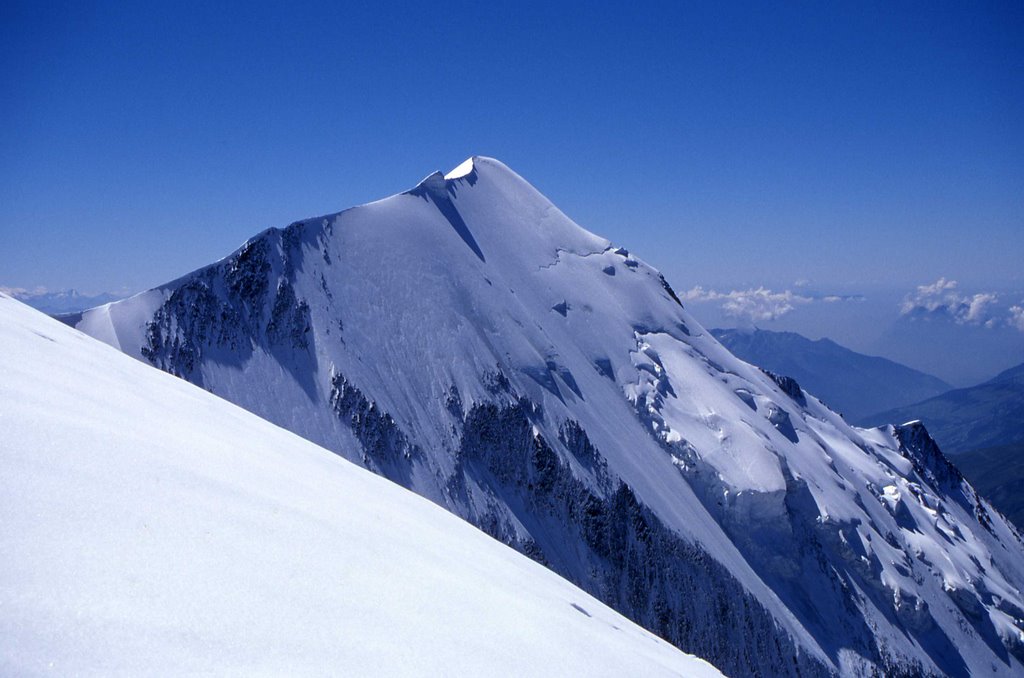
<box><xmin>2</xmin><ymin>0</ymin><xmax>1022</xmax><ymax>297</ymax></box>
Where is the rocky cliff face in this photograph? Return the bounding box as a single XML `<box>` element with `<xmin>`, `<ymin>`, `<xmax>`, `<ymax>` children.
<box><xmin>70</xmin><ymin>157</ymin><xmax>1024</xmax><ymax>676</ymax></box>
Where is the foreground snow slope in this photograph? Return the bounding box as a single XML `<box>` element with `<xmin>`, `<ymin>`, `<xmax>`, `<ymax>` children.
<box><xmin>0</xmin><ymin>295</ymin><xmax>721</xmax><ymax>677</ymax></box>
<box><xmin>70</xmin><ymin>157</ymin><xmax>1024</xmax><ymax>676</ymax></box>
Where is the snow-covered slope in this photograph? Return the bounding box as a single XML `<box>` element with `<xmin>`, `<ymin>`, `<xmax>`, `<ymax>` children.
<box><xmin>0</xmin><ymin>294</ymin><xmax>721</xmax><ymax>677</ymax></box>
<box><xmin>70</xmin><ymin>157</ymin><xmax>1024</xmax><ymax>676</ymax></box>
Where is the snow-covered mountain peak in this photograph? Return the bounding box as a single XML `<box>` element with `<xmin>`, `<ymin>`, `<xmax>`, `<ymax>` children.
<box><xmin>68</xmin><ymin>159</ymin><xmax>1024</xmax><ymax>676</ymax></box>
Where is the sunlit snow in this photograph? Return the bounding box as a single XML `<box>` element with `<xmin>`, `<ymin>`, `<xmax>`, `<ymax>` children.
<box><xmin>0</xmin><ymin>294</ymin><xmax>722</xmax><ymax>677</ymax></box>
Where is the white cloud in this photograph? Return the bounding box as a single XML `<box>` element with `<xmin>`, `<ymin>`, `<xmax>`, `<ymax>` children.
<box><xmin>1010</xmin><ymin>305</ymin><xmax>1024</xmax><ymax>332</ymax></box>
<box><xmin>900</xmin><ymin>278</ymin><xmax>1003</xmax><ymax>327</ymax></box>
<box><xmin>683</xmin><ymin>285</ymin><xmax>865</xmax><ymax>323</ymax></box>
<box><xmin>682</xmin><ymin>286</ymin><xmax>813</xmax><ymax>322</ymax></box>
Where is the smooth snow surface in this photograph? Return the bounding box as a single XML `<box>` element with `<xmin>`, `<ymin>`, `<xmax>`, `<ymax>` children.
<box><xmin>0</xmin><ymin>295</ymin><xmax>721</xmax><ymax>678</ymax></box>
<box><xmin>69</xmin><ymin>156</ymin><xmax>1024</xmax><ymax>676</ymax></box>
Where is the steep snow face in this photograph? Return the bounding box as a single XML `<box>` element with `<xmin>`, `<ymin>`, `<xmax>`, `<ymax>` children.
<box><xmin>0</xmin><ymin>295</ymin><xmax>722</xmax><ymax>678</ymax></box>
<box><xmin>72</xmin><ymin>157</ymin><xmax>1024</xmax><ymax>676</ymax></box>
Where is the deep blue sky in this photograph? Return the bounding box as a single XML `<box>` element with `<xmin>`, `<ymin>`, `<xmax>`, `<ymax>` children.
<box><xmin>3</xmin><ymin>2</ymin><xmax>1022</xmax><ymax>301</ymax></box>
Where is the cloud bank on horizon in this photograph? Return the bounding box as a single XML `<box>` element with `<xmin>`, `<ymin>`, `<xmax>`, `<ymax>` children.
<box><xmin>683</xmin><ymin>277</ymin><xmax>1024</xmax><ymax>335</ymax></box>
<box><xmin>899</xmin><ymin>278</ymin><xmax>1023</xmax><ymax>331</ymax></box>
<box><xmin>682</xmin><ymin>285</ymin><xmax>863</xmax><ymax>323</ymax></box>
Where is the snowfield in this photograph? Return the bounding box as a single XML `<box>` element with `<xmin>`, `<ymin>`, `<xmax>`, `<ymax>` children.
<box><xmin>0</xmin><ymin>294</ymin><xmax>722</xmax><ymax>677</ymax></box>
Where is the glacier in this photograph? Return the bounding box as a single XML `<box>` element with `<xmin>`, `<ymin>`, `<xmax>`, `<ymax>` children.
<box><xmin>67</xmin><ymin>156</ymin><xmax>1024</xmax><ymax>676</ymax></box>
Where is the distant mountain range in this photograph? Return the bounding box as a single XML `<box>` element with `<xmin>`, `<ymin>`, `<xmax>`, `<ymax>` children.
<box><xmin>859</xmin><ymin>363</ymin><xmax>1024</xmax><ymax>454</ymax></box>
<box><xmin>868</xmin><ymin>311</ymin><xmax>1024</xmax><ymax>388</ymax></box>
<box><xmin>2</xmin><ymin>288</ymin><xmax>122</xmax><ymax>314</ymax></box>
<box><xmin>954</xmin><ymin>443</ymin><xmax>1024</xmax><ymax>530</ymax></box>
<box><xmin>711</xmin><ymin>328</ymin><xmax>951</xmax><ymax>421</ymax></box>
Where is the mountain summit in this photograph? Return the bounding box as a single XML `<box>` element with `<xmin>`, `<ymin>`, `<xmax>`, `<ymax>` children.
<box><xmin>70</xmin><ymin>157</ymin><xmax>1024</xmax><ymax>676</ymax></box>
